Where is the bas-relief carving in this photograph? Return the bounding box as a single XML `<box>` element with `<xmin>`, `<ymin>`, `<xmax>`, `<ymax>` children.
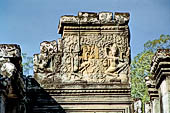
<box><xmin>34</xmin><ymin>12</ymin><xmax>130</xmax><ymax>84</ymax></box>
<box><xmin>34</xmin><ymin>40</ymin><xmax>62</xmax><ymax>83</ymax></box>
<box><xmin>34</xmin><ymin>34</ymin><xmax>129</xmax><ymax>84</ymax></box>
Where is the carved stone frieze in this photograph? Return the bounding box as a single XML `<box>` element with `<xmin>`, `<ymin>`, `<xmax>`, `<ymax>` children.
<box><xmin>34</xmin><ymin>12</ymin><xmax>131</xmax><ymax>85</ymax></box>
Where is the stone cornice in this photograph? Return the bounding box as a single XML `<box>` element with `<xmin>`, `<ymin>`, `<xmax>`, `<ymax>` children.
<box><xmin>62</xmin><ymin>25</ymin><xmax>129</xmax><ymax>33</ymax></box>
<box><xmin>150</xmin><ymin>49</ymin><xmax>170</xmax><ymax>88</ymax></box>
<box><xmin>58</xmin><ymin>12</ymin><xmax>130</xmax><ymax>34</ymax></box>
<box><xmin>28</xmin><ymin>88</ymin><xmax>131</xmax><ymax>96</ymax></box>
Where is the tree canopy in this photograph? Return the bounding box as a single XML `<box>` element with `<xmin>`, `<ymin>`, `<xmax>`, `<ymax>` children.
<box><xmin>131</xmin><ymin>34</ymin><xmax>170</xmax><ymax>102</ymax></box>
<box><xmin>22</xmin><ymin>53</ymin><xmax>33</xmax><ymax>75</ymax></box>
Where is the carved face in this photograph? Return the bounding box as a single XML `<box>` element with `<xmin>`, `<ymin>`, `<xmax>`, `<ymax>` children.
<box><xmin>111</xmin><ymin>44</ymin><xmax>119</xmax><ymax>56</ymax></box>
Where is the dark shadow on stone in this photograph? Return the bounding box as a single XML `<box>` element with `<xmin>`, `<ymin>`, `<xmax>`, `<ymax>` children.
<box><xmin>26</xmin><ymin>77</ymin><xmax>66</xmax><ymax>113</ymax></box>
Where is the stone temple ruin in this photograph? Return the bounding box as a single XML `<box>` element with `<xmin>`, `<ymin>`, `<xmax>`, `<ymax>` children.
<box><xmin>0</xmin><ymin>11</ymin><xmax>169</xmax><ymax>113</ymax></box>
<box><xmin>34</xmin><ymin>12</ymin><xmax>130</xmax><ymax>85</ymax></box>
<box><xmin>145</xmin><ymin>49</ymin><xmax>170</xmax><ymax>113</ymax></box>
<box><xmin>33</xmin><ymin>11</ymin><xmax>133</xmax><ymax>113</ymax></box>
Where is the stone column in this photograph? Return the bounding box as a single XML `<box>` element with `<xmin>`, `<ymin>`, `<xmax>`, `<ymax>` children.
<box><xmin>145</xmin><ymin>102</ymin><xmax>151</xmax><ymax>113</ymax></box>
<box><xmin>160</xmin><ymin>78</ymin><xmax>170</xmax><ymax>113</ymax></box>
<box><xmin>152</xmin><ymin>98</ymin><xmax>160</xmax><ymax>113</ymax></box>
<box><xmin>145</xmin><ymin>76</ymin><xmax>159</xmax><ymax>113</ymax></box>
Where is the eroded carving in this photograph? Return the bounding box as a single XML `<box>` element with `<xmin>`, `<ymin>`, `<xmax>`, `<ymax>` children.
<box><xmin>1</xmin><ymin>62</ymin><xmax>16</xmax><ymax>78</ymax></box>
<box><xmin>34</xmin><ymin>12</ymin><xmax>130</xmax><ymax>85</ymax></box>
<box><xmin>0</xmin><ymin>44</ymin><xmax>22</xmax><ymax>78</ymax></box>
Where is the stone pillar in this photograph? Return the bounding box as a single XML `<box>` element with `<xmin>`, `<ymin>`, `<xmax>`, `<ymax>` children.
<box><xmin>150</xmin><ymin>49</ymin><xmax>170</xmax><ymax>113</ymax></box>
<box><xmin>145</xmin><ymin>102</ymin><xmax>151</xmax><ymax>113</ymax></box>
<box><xmin>145</xmin><ymin>76</ymin><xmax>159</xmax><ymax>113</ymax></box>
<box><xmin>152</xmin><ymin>98</ymin><xmax>160</xmax><ymax>113</ymax></box>
<box><xmin>134</xmin><ymin>99</ymin><xmax>142</xmax><ymax>113</ymax></box>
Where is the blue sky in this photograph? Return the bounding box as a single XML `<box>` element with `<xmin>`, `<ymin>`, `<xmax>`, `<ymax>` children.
<box><xmin>0</xmin><ymin>0</ymin><xmax>170</xmax><ymax>59</ymax></box>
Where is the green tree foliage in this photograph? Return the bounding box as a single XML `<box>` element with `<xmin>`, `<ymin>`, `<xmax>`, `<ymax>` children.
<box><xmin>22</xmin><ymin>53</ymin><xmax>33</xmax><ymax>75</ymax></box>
<box><xmin>131</xmin><ymin>34</ymin><xmax>170</xmax><ymax>103</ymax></box>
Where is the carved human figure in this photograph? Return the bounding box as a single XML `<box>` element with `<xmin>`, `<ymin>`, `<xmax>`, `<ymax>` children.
<box><xmin>105</xmin><ymin>44</ymin><xmax>119</xmax><ymax>77</ymax></box>
<box><xmin>37</xmin><ymin>53</ymin><xmax>53</xmax><ymax>72</ymax></box>
<box><xmin>79</xmin><ymin>45</ymin><xmax>99</xmax><ymax>75</ymax></box>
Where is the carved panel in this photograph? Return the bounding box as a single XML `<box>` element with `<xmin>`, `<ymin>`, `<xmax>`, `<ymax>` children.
<box><xmin>34</xmin><ymin>12</ymin><xmax>130</xmax><ymax>84</ymax></box>
<box><xmin>63</xmin><ymin>34</ymin><xmax>79</xmax><ymax>53</ymax></box>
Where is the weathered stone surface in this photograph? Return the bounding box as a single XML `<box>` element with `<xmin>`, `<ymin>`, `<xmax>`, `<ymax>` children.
<box><xmin>0</xmin><ymin>44</ymin><xmax>22</xmax><ymax>78</ymax></box>
<box><xmin>33</xmin><ymin>11</ymin><xmax>133</xmax><ymax>113</ymax></box>
<box><xmin>0</xmin><ymin>44</ymin><xmax>21</xmax><ymax>58</ymax></box>
<box><xmin>150</xmin><ymin>49</ymin><xmax>170</xmax><ymax>113</ymax></box>
<box><xmin>34</xmin><ymin>12</ymin><xmax>131</xmax><ymax>85</ymax></box>
<box><xmin>0</xmin><ymin>44</ymin><xmax>26</xmax><ymax>113</ymax></box>
<box><xmin>0</xmin><ymin>93</ymin><xmax>5</xmax><ymax>113</ymax></box>
<box><xmin>151</xmin><ymin>49</ymin><xmax>170</xmax><ymax>88</ymax></box>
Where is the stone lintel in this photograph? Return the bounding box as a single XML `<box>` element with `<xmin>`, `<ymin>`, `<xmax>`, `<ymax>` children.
<box><xmin>58</xmin><ymin>12</ymin><xmax>130</xmax><ymax>34</ymax></box>
<box><xmin>150</xmin><ymin>49</ymin><xmax>170</xmax><ymax>88</ymax></box>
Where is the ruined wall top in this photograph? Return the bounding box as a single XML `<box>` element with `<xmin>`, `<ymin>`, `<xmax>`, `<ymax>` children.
<box><xmin>0</xmin><ymin>44</ymin><xmax>21</xmax><ymax>58</ymax></box>
<box><xmin>58</xmin><ymin>12</ymin><xmax>130</xmax><ymax>34</ymax></box>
